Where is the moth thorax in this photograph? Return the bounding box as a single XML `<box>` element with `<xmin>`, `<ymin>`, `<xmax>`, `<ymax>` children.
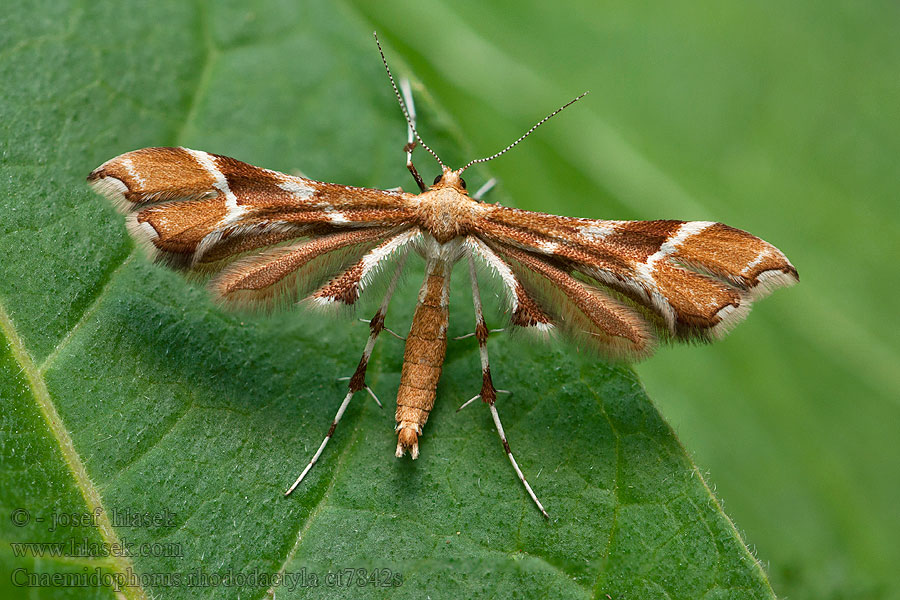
<box><xmin>416</xmin><ymin>187</ymin><xmax>480</xmax><ymax>243</ymax></box>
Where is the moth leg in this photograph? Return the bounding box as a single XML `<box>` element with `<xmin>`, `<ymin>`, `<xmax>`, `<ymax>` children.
<box><xmin>399</xmin><ymin>78</ymin><xmax>427</xmax><ymax>192</ymax></box>
<box><xmin>337</xmin><ymin>373</ymin><xmax>382</xmax><ymax>408</ymax></box>
<box><xmin>285</xmin><ymin>251</ymin><xmax>409</xmax><ymax>495</ymax></box>
<box><xmin>466</xmin><ymin>253</ymin><xmax>549</xmax><ymax>518</ymax></box>
<box><xmin>453</xmin><ymin>328</ymin><xmax>503</xmax><ymax>341</ymax></box>
<box><xmin>457</xmin><ymin>387</ymin><xmax>510</xmax><ymax>412</ymax></box>
<box><xmin>452</xmin><ymin>174</ymin><xmax>498</xmax><ymax>343</ymax></box>
<box><xmin>472</xmin><ymin>178</ymin><xmax>497</xmax><ymax>202</ymax></box>
<box><xmin>358</xmin><ymin>318</ymin><xmax>405</xmax><ymax>340</ymax></box>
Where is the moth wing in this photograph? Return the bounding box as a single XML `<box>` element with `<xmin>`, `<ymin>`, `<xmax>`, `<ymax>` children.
<box><xmin>308</xmin><ymin>228</ymin><xmax>422</xmax><ymax>310</ymax></box>
<box><xmin>89</xmin><ymin>147</ymin><xmax>418</xmax><ymax>311</ymax></box>
<box><xmin>474</xmin><ymin>205</ymin><xmax>797</xmax><ymax>342</ymax></box>
<box><xmin>88</xmin><ymin>147</ymin><xmax>416</xmax><ymax>270</ymax></box>
<box><xmin>466</xmin><ymin>236</ymin><xmax>652</xmax><ymax>360</ymax></box>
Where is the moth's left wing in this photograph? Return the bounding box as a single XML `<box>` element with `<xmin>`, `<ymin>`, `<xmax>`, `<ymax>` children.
<box><xmin>88</xmin><ymin>147</ymin><xmax>418</xmax><ymax>309</ymax></box>
<box><xmin>473</xmin><ymin>204</ymin><xmax>797</xmax><ymax>348</ymax></box>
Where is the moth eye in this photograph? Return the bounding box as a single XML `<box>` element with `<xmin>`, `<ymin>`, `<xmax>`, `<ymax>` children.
<box><xmin>433</xmin><ymin>174</ymin><xmax>442</xmax><ymax>185</ymax></box>
<box><xmin>459</xmin><ymin>178</ymin><xmax>467</xmax><ymax>189</ymax></box>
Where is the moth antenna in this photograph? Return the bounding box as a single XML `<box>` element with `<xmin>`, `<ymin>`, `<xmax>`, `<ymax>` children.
<box><xmin>459</xmin><ymin>91</ymin><xmax>589</xmax><ymax>173</ymax></box>
<box><xmin>374</xmin><ymin>31</ymin><xmax>445</xmax><ymax>169</ymax></box>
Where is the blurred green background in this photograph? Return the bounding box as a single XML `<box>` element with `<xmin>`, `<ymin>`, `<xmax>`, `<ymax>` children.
<box><xmin>356</xmin><ymin>1</ymin><xmax>900</xmax><ymax>598</ymax></box>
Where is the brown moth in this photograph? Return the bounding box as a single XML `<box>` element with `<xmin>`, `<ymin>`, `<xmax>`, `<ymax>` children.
<box><xmin>87</xmin><ymin>34</ymin><xmax>797</xmax><ymax>517</ymax></box>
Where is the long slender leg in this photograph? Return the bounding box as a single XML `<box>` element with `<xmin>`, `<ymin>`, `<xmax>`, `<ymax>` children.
<box><xmin>472</xmin><ymin>178</ymin><xmax>496</xmax><ymax>201</ymax></box>
<box><xmin>466</xmin><ymin>252</ymin><xmax>549</xmax><ymax>518</ymax></box>
<box><xmin>285</xmin><ymin>251</ymin><xmax>409</xmax><ymax>495</ymax></box>
<box><xmin>455</xmin><ymin>175</ymin><xmax>503</xmax><ymax>404</ymax></box>
<box><xmin>399</xmin><ymin>78</ymin><xmax>427</xmax><ymax>192</ymax></box>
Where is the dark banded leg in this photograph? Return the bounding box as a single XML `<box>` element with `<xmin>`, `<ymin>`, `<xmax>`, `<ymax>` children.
<box><xmin>399</xmin><ymin>78</ymin><xmax>427</xmax><ymax>192</ymax></box>
<box><xmin>285</xmin><ymin>251</ymin><xmax>409</xmax><ymax>495</ymax></box>
<box><xmin>338</xmin><ymin>370</ymin><xmax>383</xmax><ymax>408</ymax></box>
<box><xmin>359</xmin><ymin>318</ymin><xmax>405</xmax><ymax>340</ymax></box>
<box><xmin>454</xmin><ymin>327</ymin><xmax>503</xmax><ymax>341</ymax></box>
<box><xmin>466</xmin><ymin>252</ymin><xmax>549</xmax><ymax>518</ymax></box>
<box><xmin>456</xmin><ymin>175</ymin><xmax>503</xmax><ymax>404</ymax></box>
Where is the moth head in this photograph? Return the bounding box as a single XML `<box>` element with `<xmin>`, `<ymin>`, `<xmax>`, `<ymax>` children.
<box><xmin>431</xmin><ymin>168</ymin><xmax>468</xmax><ymax>194</ymax></box>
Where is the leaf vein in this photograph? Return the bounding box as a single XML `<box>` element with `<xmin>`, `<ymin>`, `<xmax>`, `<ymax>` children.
<box><xmin>264</xmin><ymin>397</ymin><xmax>367</xmax><ymax>599</ymax></box>
<box><xmin>40</xmin><ymin>251</ymin><xmax>136</xmax><ymax>374</ymax></box>
<box><xmin>0</xmin><ymin>302</ymin><xmax>149</xmax><ymax>600</ymax></box>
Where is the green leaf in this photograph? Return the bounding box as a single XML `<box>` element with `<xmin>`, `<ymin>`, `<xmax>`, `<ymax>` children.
<box><xmin>1</xmin><ymin>2</ymin><xmax>779</xmax><ymax>599</ymax></box>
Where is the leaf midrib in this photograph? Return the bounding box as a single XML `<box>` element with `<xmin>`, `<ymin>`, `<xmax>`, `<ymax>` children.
<box><xmin>0</xmin><ymin>301</ymin><xmax>148</xmax><ymax>600</ymax></box>
<box><xmin>0</xmin><ymin>6</ymin><xmax>224</xmax><ymax>596</ymax></box>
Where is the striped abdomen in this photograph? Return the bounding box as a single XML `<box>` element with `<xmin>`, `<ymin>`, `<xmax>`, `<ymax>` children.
<box><xmin>395</xmin><ymin>259</ymin><xmax>451</xmax><ymax>459</ymax></box>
